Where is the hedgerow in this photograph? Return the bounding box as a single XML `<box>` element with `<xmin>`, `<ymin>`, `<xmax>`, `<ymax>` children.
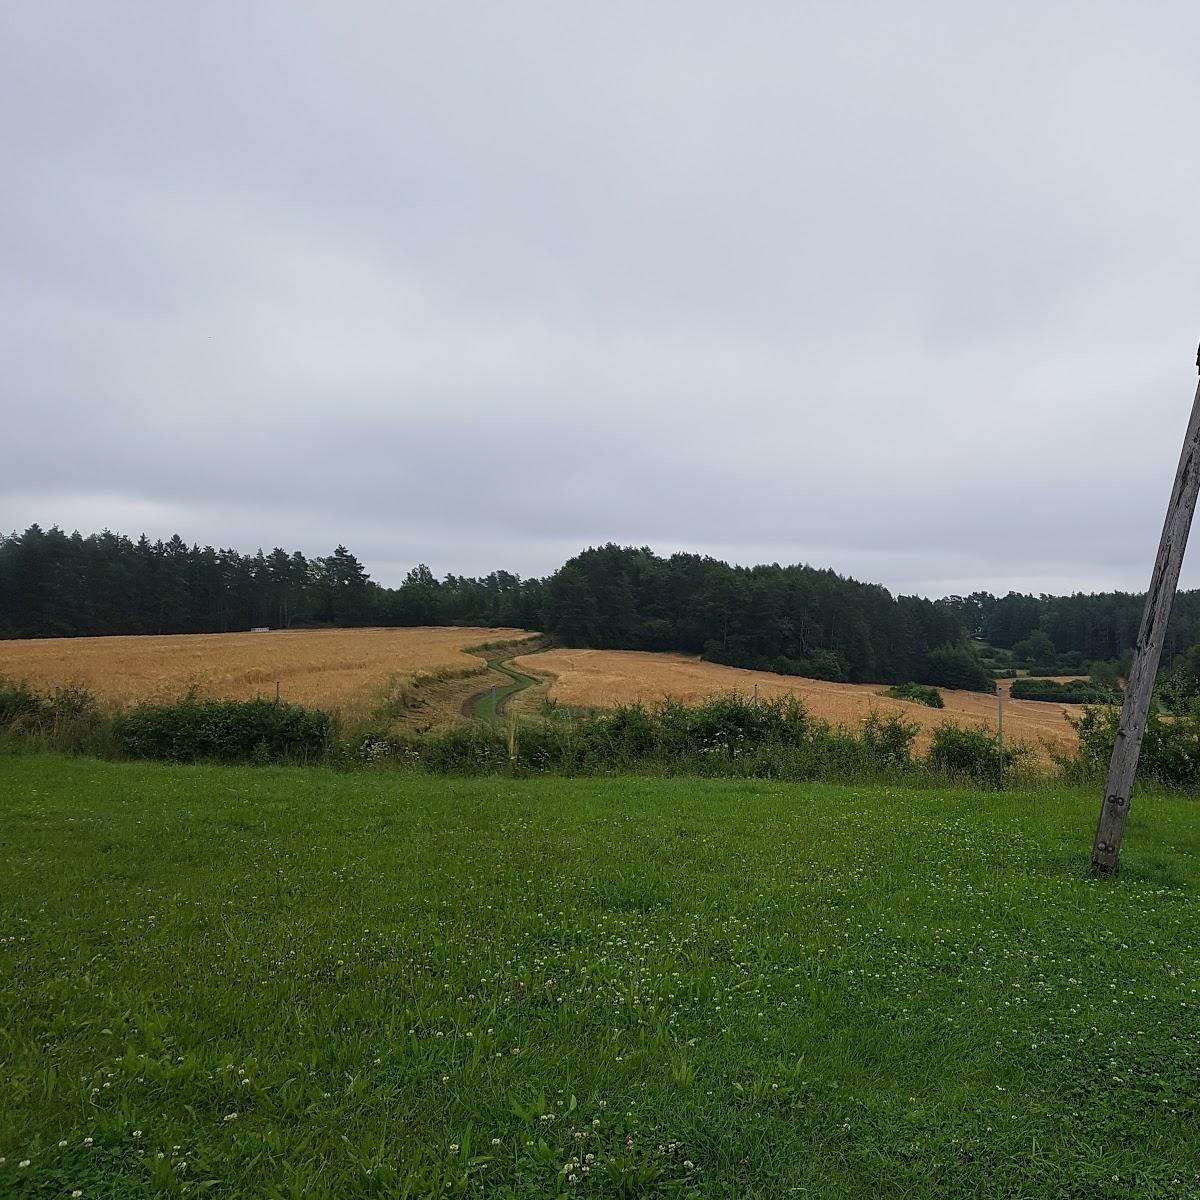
<box><xmin>2</xmin><ymin>680</ymin><xmax>1036</xmax><ymax>786</ymax></box>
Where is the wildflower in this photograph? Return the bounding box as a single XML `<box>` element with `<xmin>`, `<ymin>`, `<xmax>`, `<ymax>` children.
<box><xmin>58</xmin><ymin>1140</ymin><xmax>68</xmax><ymax>1148</ymax></box>
<box><xmin>223</xmin><ymin>1113</ymin><xmax>238</xmax><ymax>1122</ymax></box>
<box><xmin>82</xmin><ymin>1138</ymin><xmax>93</xmax><ymax>1147</ymax></box>
<box><xmin>491</xmin><ymin>1138</ymin><xmax>501</xmax><ymax>1146</ymax></box>
<box><xmin>73</xmin><ymin>1192</ymin><xmax>84</xmax><ymax>1198</ymax></box>
<box><xmin>19</xmin><ymin>1160</ymin><xmax>31</xmax><ymax>1169</ymax></box>
<box><xmin>449</xmin><ymin>1143</ymin><xmax>460</xmax><ymax>1155</ymax></box>
<box><xmin>132</xmin><ymin>1131</ymin><xmax>142</xmax><ymax>1139</ymax></box>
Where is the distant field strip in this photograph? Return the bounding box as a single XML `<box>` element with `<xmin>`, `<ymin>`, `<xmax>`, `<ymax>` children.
<box><xmin>514</xmin><ymin>648</ymin><xmax>1081</xmax><ymax>756</ymax></box>
<box><xmin>0</xmin><ymin>626</ymin><xmax>532</xmax><ymax>716</ymax></box>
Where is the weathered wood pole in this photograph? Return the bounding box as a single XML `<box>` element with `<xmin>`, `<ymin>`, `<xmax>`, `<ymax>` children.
<box><xmin>1091</xmin><ymin>349</ymin><xmax>1200</xmax><ymax>875</ymax></box>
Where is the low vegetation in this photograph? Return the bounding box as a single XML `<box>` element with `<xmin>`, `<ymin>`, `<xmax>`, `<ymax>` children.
<box><xmin>1010</xmin><ymin>678</ymin><xmax>1121</xmax><ymax>705</ymax></box>
<box><xmin>1067</xmin><ymin>701</ymin><xmax>1200</xmax><ymax>789</ymax></box>
<box><xmin>2</xmin><ymin>675</ymin><xmax>1033</xmax><ymax>785</ymax></box>
<box><xmin>884</xmin><ymin>681</ymin><xmax>945</xmax><ymax>708</ymax></box>
<box><xmin>4</xmin><ymin>756</ymin><xmax>1200</xmax><ymax>1198</ymax></box>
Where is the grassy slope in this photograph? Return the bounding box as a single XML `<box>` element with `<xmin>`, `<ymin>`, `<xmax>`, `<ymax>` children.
<box><xmin>2</xmin><ymin>757</ymin><xmax>1199</xmax><ymax>1199</ymax></box>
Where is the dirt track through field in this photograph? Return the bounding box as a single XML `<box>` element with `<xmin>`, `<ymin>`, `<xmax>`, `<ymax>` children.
<box><xmin>463</xmin><ymin>648</ymin><xmax>545</xmax><ymax>721</ymax></box>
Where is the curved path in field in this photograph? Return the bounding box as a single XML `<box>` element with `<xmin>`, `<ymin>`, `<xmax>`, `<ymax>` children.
<box><xmin>462</xmin><ymin>644</ymin><xmax>547</xmax><ymax>721</ymax></box>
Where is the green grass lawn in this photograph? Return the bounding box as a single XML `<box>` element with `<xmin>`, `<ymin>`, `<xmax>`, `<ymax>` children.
<box><xmin>3</xmin><ymin>756</ymin><xmax>1200</xmax><ymax>1198</ymax></box>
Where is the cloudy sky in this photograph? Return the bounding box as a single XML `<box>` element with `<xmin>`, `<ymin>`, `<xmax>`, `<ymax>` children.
<box><xmin>3</xmin><ymin>2</ymin><xmax>1200</xmax><ymax>597</ymax></box>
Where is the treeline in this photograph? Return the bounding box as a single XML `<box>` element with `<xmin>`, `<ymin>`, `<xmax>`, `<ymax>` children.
<box><xmin>0</xmin><ymin>525</ymin><xmax>543</xmax><ymax>637</ymax></box>
<box><xmin>0</xmin><ymin>529</ymin><xmax>986</xmax><ymax>689</ymax></box>
<box><xmin>8</xmin><ymin>523</ymin><xmax>1200</xmax><ymax>692</ymax></box>
<box><xmin>943</xmin><ymin>589</ymin><xmax>1200</xmax><ymax>667</ymax></box>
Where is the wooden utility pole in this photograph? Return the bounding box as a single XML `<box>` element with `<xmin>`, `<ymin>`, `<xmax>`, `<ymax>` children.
<box><xmin>997</xmin><ymin>689</ymin><xmax>1004</xmax><ymax>777</ymax></box>
<box><xmin>1091</xmin><ymin>347</ymin><xmax>1200</xmax><ymax>875</ymax></box>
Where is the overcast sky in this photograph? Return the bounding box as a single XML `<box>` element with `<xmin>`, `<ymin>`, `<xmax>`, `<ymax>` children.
<box><xmin>3</xmin><ymin>3</ymin><xmax>1200</xmax><ymax>597</ymax></box>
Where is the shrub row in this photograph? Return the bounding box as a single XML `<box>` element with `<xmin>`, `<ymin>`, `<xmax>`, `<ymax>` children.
<box><xmin>1010</xmin><ymin>678</ymin><xmax>1120</xmax><ymax>705</ymax></box>
<box><xmin>1</xmin><ymin>679</ymin><xmax>1028</xmax><ymax>786</ymax></box>
<box><xmin>357</xmin><ymin>695</ymin><xmax>1025</xmax><ymax>786</ymax></box>
<box><xmin>702</xmin><ymin>643</ymin><xmax>849</xmax><ymax>682</ymax></box>
<box><xmin>0</xmin><ymin>679</ymin><xmax>331</xmax><ymax>765</ymax></box>
<box><xmin>116</xmin><ymin>695</ymin><xmax>332</xmax><ymax>764</ymax></box>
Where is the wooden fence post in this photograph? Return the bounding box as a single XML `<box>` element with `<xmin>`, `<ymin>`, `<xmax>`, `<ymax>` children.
<box><xmin>1091</xmin><ymin>350</ymin><xmax>1200</xmax><ymax>875</ymax></box>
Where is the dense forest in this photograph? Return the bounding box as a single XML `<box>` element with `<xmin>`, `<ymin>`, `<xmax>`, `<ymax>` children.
<box><xmin>4</xmin><ymin>523</ymin><xmax>1200</xmax><ymax>691</ymax></box>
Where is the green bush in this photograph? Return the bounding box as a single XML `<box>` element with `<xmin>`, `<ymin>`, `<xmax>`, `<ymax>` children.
<box><xmin>0</xmin><ymin>678</ymin><xmax>103</xmax><ymax>752</ymax></box>
<box><xmin>0</xmin><ymin>677</ymin><xmax>45</xmax><ymax>728</ymax></box>
<box><xmin>1068</xmin><ymin>703</ymin><xmax>1200</xmax><ymax>789</ymax></box>
<box><xmin>927</xmin><ymin>723</ymin><xmax>1024</xmax><ymax>786</ymax></box>
<box><xmin>859</xmin><ymin>712</ymin><xmax>919</xmax><ymax>769</ymax></box>
<box><xmin>115</xmin><ymin>695</ymin><xmax>332</xmax><ymax>764</ymax></box>
<box><xmin>885</xmin><ymin>682</ymin><xmax>945</xmax><ymax>709</ymax></box>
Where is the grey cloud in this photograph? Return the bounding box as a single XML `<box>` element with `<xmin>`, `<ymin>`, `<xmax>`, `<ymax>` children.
<box><xmin>3</xmin><ymin>1</ymin><xmax>1200</xmax><ymax>594</ymax></box>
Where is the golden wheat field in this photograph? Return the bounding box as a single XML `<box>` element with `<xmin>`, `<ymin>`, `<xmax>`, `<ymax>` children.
<box><xmin>512</xmin><ymin>648</ymin><xmax>1082</xmax><ymax>759</ymax></box>
<box><xmin>0</xmin><ymin>627</ymin><xmax>530</xmax><ymax>717</ymax></box>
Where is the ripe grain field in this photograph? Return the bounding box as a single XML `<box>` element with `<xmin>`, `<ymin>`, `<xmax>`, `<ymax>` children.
<box><xmin>514</xmin><ymin>649</ymin><xmax>1082</xmax><ymax>760</ymax></box>
<box><xmin>0</xmin><ymin>627</ymin><xmax>531</xmax><ymax>721</ymax></box>
<box><xmin>3</xmin><ymin>755</ymin><xmax>1199</xmax><ymax>1198</ymax></box>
